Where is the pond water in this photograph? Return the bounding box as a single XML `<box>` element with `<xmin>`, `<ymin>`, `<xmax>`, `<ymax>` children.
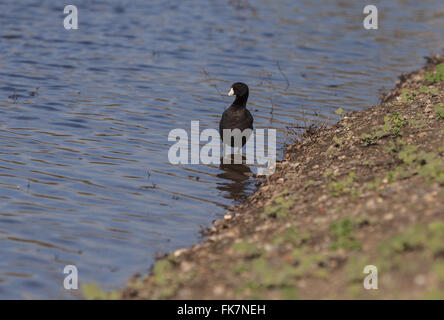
<box><xmin>0</xmin><ymin>0</ymin><xmax>443</xmax><ymax>298</ymax></box>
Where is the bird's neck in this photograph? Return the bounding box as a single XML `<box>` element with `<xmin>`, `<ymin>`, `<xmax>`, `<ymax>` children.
<box><xmin>232</xmin><ymin>93</ymin><xmax>249</xmax><ymax>108</ymax></box>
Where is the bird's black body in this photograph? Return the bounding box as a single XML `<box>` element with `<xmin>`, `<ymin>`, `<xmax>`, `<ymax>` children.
<box><xmin>219</xmin><ymin>82</ymin><xmax>253</xmax><ymax>148</ymax></box>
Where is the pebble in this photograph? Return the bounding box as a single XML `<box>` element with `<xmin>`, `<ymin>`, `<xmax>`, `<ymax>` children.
<box><xmin>213</xmin><ymin>219</ymin><xmax>223</xmax><ymax>226</ymax></box>
<box><xmin>225</xmin><ymin>230</ymin><xmax>236</xmax><ymax>238</ymax></box>
<box><xmin>213</xmin><ymin>285</ymin><xmax>225</xmax><ymax>296</ymax></box>
<box><xmin>414</xmin><ymin>274</ymin><xmax>426</xmax><ymax>286</ymax></box>
<box><xmin>181</xmin><ymin>261</ymin><xmax>193</xmax><ymax>272</ymax></box>
<box><xmin>224</xmin><ymin>213</ymin><xmax>232</xmax><ymax>220</ymax></box>
<box><xmin>313</xmin><ymin>217</ymin><xmax>326</xmax><ymax>224</ymax></box>
<box><xmin>383</xmin><ymin>213</ymin><xmax>394</xmax><ymax>221</ymax></box>
<box><xmin>276</xmin><ymin>178</ymin><xmax>284</xmax><ymax>184</ymax></box>
<box><xmin>174</xmin><ymin>248</ymin><xmax>187</xmax><ymax>257</ymax></box>
<box><xmin>424</xmin><ymin>193</ymin><xmax>435</xmax><ymax>202</ymax></box>
<box><xmin>366</xmin><ymin>199</ymin><xmax>377</xmax><ymax>210</ymax></box>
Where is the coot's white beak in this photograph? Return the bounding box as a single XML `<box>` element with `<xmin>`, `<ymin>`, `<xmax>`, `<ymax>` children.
<box><xmin>228</xmin><ymin>88</ymin><xmax>234</xmax><ymax>96</ymax></box>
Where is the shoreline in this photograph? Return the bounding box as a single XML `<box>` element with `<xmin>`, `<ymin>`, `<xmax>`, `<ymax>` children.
<box><xmin>85</xmin><ymin>53</ymin><xmax>444</xmax><ymax>299</ymax></box>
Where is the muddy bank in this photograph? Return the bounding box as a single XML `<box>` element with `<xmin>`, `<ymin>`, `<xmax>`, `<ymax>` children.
<box><xmin>85</xmin><ymin>54</ymin><xmax>444</xmax><ymax>299</ymax></box>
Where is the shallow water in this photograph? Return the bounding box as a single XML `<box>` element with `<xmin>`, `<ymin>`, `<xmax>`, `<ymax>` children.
<box><xmin>0</xmin><ymin>0</ymin><xmax>443</xmax><ymax>298</ymax></box>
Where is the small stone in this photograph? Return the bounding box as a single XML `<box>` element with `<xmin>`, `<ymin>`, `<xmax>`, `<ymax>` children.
<box><xmin>213</xmin><ymin>285</ymin><xmax>225</xmax><ymax>296</ymax></box>
<box><xmin>224</xmin><ymin>213</ymin><xmax>232</xmax><ymax>220</ymax></box>
<box><xmin>181</xmin><ymin>261</ymin><xmax>193</xmax><ymax>272</ymax></box>
<box><xmin>366</xmin><ymin>199</ymin><xmax>377</xmax><ymax>210</ymax></box>
<box><xmin>276</xmin><ymin>178</ymin><xmax>284</xmax><ymax>184</ymax></box>
<box><xmin>213</xmin><ymin>219</ymin><xmax>223</xmax><ymax>226</ymax></box>
<box><xmin>174</xmin><ymin>248</ymin><xmax>187</xmax><ymax>257</ymax></box>
<box><xmin>313</xmin><ymin>217</ymin><xmax>326</xmax><ymax>224</ymax></box>
<box><xmin>384</xmin><ymin>213</ymin><xmax>394</xmax><ymax>221</ymax></box>
<box><xmin>424</xmin><ymin>193</ymin><xmax>434</xmax><ymax>202</ymax></box>
<box><xmin>414</xmin><ymin>274</ymin><xmax>426</xmax><ymax>286</ymax></box>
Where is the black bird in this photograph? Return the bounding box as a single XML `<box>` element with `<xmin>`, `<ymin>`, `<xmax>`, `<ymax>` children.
<box><xmin>219</xmin><ymin>82</ymin><xmax>254</xmax><ymax>149</ymax></box>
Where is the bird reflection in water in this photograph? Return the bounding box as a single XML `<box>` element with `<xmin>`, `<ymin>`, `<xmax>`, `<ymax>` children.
<box><xmin>216</xmin><ymin>155</ymin><xmax>253</xmax><ymax>203</ymax></box>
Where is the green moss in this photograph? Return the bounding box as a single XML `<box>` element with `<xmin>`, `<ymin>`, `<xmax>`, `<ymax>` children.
<box><xmin>434</xmin><ymin>103</ymin><xmax>444</xmax><ymax>119</ymax></box>
<box><xmin>433</xmin><ymin>261</ymin><xmax>444</xmax><ymax>281</ymax></box>
<box><xmin>335</xmin><ymin>107</ymin><xmax>344</xmax><ymax>115</ymax></box>
<box><xmin>399</xmin><ymin>89</ymin><xmax>417</xmax><ymax>102</ymax></box>
<box><xmin>281</xmin><ymin>286</ymin><xmax>299</xmax><ymax>299</ymax></box>
<box><xmin>365</xmin><ymin>177</ymin><xmax>382</xmax><ymax>191</ymax></box>
<box><xmin>394</xmin><ymin>143</ymin><xmax>444</xmax><ymax>185</ymax></box>
<box><xmin>390</xmin><ymin>112</ymin><xmax>408</xmax><ymax>136</ymax></box>
<box><xmin>378</xmin><ymin>225</ymin><xmax>424</xmax><ymax>258</ymax></box>
<box><xmin>82</xmin><ymin>283</ymin><xmax>120</xmax><ymax>300</ymax></box>
<box><xmin>360</xmin><ymin>133</ymin><xmax>376</xmax><ymax>146</ymax></box>
<box><xmin>424</xmin><ymin>289</ymin><xmax>444</xmax><ymax>300</ymax></box>
<box><xmin>292</xmin><ymin>251</ymin><xmax>329</xmax><ymax>278</ymax></box>
<box><xmin>409</xmin><ymin>118</ymin><xmax>427</xmax><ymax>130</ymax></box>
<box><xmin>397</xmin><ymin>145</ymin><xmax>418</xmax><ymax>165</ymax></box>
<box><xmin>419</xmin><ymin>85</ymin><xmax>439</xmax><ymax>95</ymax></box>
<box><xmin>232</xmin><ymin>263</ymin><xmax>250</xmax><ymax>275</ymax></box>
<box><xmin>232</xmin><ymin>241</ymin><xmax>263</xmax><ymax>257</ymax></box>
<box><xmin>327</xmin><ymin>148</ymin><xmax>339</xmax><ymax>156</ymax></box>
<box><xmin>328</xmin><ymin>172</ymin><xmax>355</xmax><ymax>196</ymax></box>
<box><xmin>263</xmin><ymin>196</ymin><xmax>294</xmax><ymax>218</ymax></box>
<box><xmin>361</xmin><ymin>113</ymin><xmax>407</xmax><ymax>145</ymax></box>
<box><xmin>425</xmin><ymin>63</ymin><xmax>444</xmax><ymax>83</ymax></box>
<box><xmin>234</xmin><ymin>246</ymin><xmax>330</xmax><ymax>298</ymax></box>
<box><xmin>153</xmin><ymin>259</ymin><xmax>174</xmax><ymax>285</ymax></box>
<box><xmin>323</xmin><ymin>168</ymin><xmax>334</xmax><ymax>179</ymax></box>
<box><xmin>329</xmin><ymin>218</ymin><xmax>361</xmax><ymax>250</ymax></box>
<box><xmin>378</xmin><ymin>222</ymin><xmax>444</xmax><ymax>259</ymax></box>
<box><xmin>272</xmin><ymin>226</ymin><xmax>310</xmax><ymax>246</ymax></box>
<box><xmin>384</xmin><ymin>166</ymin><xmax>410</xmax><ymax>183</ymax></box>
<box><xmin>415</xmin><ymin>153</ymin><xmax>444</xmax><ymax>184</ymax></box>
<box><xmin>303</xmin><ymin>179</ymin><xmax>315</xmax><ymax>189</ymax></box>
<box><xmin>345</xmin><ymin>255</ymin><xmax>372</xmax><ymax>283</ymax></box>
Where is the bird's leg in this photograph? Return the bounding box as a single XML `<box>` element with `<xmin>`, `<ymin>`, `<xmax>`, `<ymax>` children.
<box><xmin>222</xmin><ymin>143</ymin><xmax>230</xmax><ymax>164</ymax></box>
<box><xmin>233</xmin><ymin>146</ymin><xmax>243</xmax><ymax>164</ymax></box>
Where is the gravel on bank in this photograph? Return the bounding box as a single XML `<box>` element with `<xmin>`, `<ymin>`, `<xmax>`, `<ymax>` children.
<box><xmin>84</xmin><ymin>54</ymin><xmax>444</xmax><ymax>300</ymax></box>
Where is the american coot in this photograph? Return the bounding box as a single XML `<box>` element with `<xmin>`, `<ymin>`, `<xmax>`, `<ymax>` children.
<box><xmin>219</xmin><ymin>82</ymin><xmax>254</xmax><ymax>149</ymax></box>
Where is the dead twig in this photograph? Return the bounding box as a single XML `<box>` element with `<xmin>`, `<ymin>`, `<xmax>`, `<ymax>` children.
<box><xmin>276</xmin><ymin>61</ymin><xmax>290</xmax><ymax>91</ymax></box>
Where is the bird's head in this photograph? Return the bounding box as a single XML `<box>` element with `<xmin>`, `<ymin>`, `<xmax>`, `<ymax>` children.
<box><xmin>228</xmin><ymin>82</ymin><xmax>249</xmax><ymax>97</ymax></box>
